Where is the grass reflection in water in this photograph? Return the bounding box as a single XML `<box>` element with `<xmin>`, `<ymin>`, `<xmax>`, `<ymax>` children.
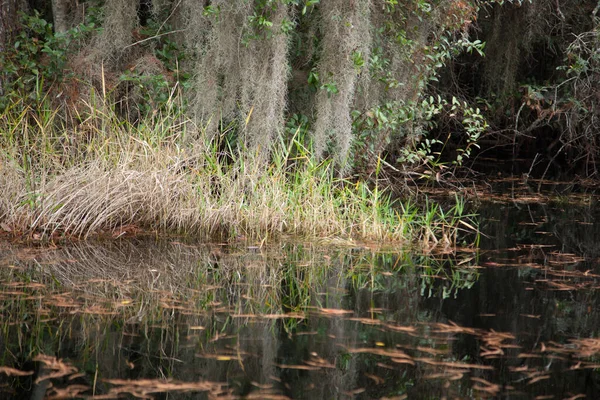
<box><xmin>0</xmin><ymin>237</ymin><xmax>596</xmax><ymax>399</ymax></box>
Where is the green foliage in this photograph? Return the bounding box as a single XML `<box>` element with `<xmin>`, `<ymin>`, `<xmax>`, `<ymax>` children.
<box><xmin>351</xmin><ymin>101</ymin><xmax>411</xmax><ymax>168</ymax></box>
<box><xmin>401</xmin><ymin>96</ymin><xmax>487</xmax><ymax>168</ymax></box>
<box><xmin>119</xmin><ymin>71</ymin><xmax>177</xmax><ymax>117</ymax></box>
<box><xmin>352</xmin><ymin>93</ymin><xmax>488</xmax><ymax>172</ymax></box>
<box><xmin>285</xmin><ymin>113</ymin><xmax>310</xmax><ymax>141</ymax></box>
<box><xmin>341</xmin><ymin>0</ymin><xmax>489</xmax><ymax>173</ymax></box>
<box><xmin>0</xmin><ymin>10</ymin><xmax>97</xmax><ymax>108</ymax></box>
<box><xmin>320</xmin><ymin>80</ymin><xmax>339</xmax><ymax>97</ymax></box>
<box><xmin>455</xmin><ymin>99</ymin><xmax>486</xmax><ymax>165</ymax></box>
<box><xmin>243</xmin><ymin>0</ymin><xmax>301</xmax><ymax>43</ymax></box>
<box><xmin>301</xmin><ymin>0</ymin><xmax>320</xmax><ymax>15</ymax></box>
<box><xmin>118</xmin><ymin>22</ymin><xmax>190</xmax><ymax>118</ymax></box>
<box><xmin>202</xmin><ymin>5</ymin><xmax>221</xmax><ymax>19</ymax></box>
<box><xmin>351</xmin><ymin>50</ymin><xmax>365</xmax><ymax>71</ymax></box>
<box><xmin>307</xmin><ymin>69</ymin><xmax>320</xmax><ymax>92</ymax></box>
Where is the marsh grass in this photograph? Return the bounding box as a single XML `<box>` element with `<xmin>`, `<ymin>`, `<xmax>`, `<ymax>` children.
<box><xmin>0</xmin><ymin>95</ymin><xmax>475</xmax><ymax>244</ymax></box>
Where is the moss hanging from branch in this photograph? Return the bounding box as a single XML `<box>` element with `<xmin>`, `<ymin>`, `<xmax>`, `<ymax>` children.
<box><xmin>189</xmin><ymin>0</ymin><xmax>291</xmax><ymax>161</ymax></box>
<box><xmin>95</xmin><ymin>0</ymin><xmax>138</xmax><ymax>64</ymax></box>
<box><xmin>190</xmin><ymin>1</ymin><xmax>250</xmax><ymax>138</ymax></box>
<box><xmin>312</xmin><ymin>0</ymin><xmax>372</xmax><ymax>171</ymax></box>
<box><xmin>239</xmin><ymin>2</ymin><xmax>291</xmax><ymax>158</ymax></box>
<box><xmin>481</xmin><ymin>0</ymin><xmax>558</xmax><ymax>100</ymax></box>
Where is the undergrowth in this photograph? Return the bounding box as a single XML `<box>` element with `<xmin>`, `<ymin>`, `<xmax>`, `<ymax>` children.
<box><xmin>0</xmin><ymin>95</ymin><xmax>476</xmax><ymax>246</ymax></box>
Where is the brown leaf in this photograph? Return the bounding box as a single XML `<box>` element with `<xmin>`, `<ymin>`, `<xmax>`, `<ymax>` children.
<box><xmin>0</xmin><ymin>366</ymin><xmax>34</xmax><ymax>376</ymax></box>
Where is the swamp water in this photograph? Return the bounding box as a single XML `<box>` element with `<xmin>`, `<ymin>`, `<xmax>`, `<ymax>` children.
<box><xmin>1</xmin><ymin>180</ymin><xmax>600</xmax><ymax>399</ymax></box>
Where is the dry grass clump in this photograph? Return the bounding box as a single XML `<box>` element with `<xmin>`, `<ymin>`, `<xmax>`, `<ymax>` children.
<box><xmin>30</xmin><ymin>163</ymin><xmax>196</xmax><ymax>237</ymax></box>
<box><xmin>0</xmin><ymin>156</ymin><xmax>25</xmax><ymax>227</ymax></box>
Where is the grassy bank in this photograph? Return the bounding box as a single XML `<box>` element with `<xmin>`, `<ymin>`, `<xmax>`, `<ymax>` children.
<box><xmin>0</xmin><ymin>97</ymin><xmax>474</xmax><ymax>245</ymax></box>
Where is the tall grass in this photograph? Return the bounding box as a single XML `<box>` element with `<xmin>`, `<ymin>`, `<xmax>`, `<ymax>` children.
<box><xmin>0</xmin><ymin>96</ymin><xmax>475</xmax><ymax>244</ymax></box>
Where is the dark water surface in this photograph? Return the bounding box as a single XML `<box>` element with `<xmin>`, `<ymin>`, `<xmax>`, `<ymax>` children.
<box><xmin>1</xmin><ymin>186</ymin><xmax>600</xmax><ymax>399</ymax></box>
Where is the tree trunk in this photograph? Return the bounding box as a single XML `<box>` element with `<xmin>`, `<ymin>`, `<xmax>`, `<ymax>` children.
<box><xmin>0</xmin><ymin>0</ymin><xmax>26</xmax><ymax>96</ymax></box>
<box><xmin>51</xmin><ymin>0</ymin><xmax>76</xmax><ymax>33</ymax></box>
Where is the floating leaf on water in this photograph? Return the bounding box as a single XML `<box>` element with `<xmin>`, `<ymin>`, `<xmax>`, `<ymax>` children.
<box><xmin>250</xmin><ymin>381</ymin><xmax>273</xmax><ymax>390</ymax></box>
<box><xmin>423</xmin><ymin>370</ymin><xmax>464</xmax><ymax>380</ymax></box>
<box><xmin>342</xmin><ymin>388</ymin><xmax>365</xmax><ymax>395</ymax></box>
<box><xmin>103</xmin><ymin>378</ymin><xmax>224</xmax><ymax>397</ymax></box>
<box><xmin>314</xmin><ymin>308</ymin><xmax>354</xmax><ymax>316</ymax></box>
<box><xmin>0</xmin><ymin>366</ymin><xmax>34</xmax><ymax>376</ymax></box>
<box><xmin>245</xmin><ymin>393</ymin><xmax>291</xmax><ymax>400</ymax></box>
<box><xmin>509</xmin><ymin>365</ymin><xmax>530</xmax><ymax>372</ymax></box>
<box><xmin>480</xmin><ymin>346</ymin><xmax>504</xmax><ymax>357</ymax></box>
<box><xmin>348</xmin><ymin>317</ymin><xmax>382</xmax><ymax>326</ymax></box>
<box><xmin>196</xmin><ymin>353</ymin><xmax>241</xmax><ymax>361</ymax></box>
<box><xmin>33</xmin><ymin>355</ymin><xmax>78</xmax><ymax>383</ymax></box>
<box><xmin>46</xmin><ymin>384</ymin><xmax>91</xmax><ymax>398</ymax></box>
<box><xmin>414</xmin><ymin>357</ymin><xmax>494</xmax><ymax>370</ymax></box>
<box><xmin>517</xmin><ymin>353</ymin><xmax>543</xmax><ymax>359</ymax></box>
<box><xmin>274</xmin><ymin>364</ymin><xmax>320</xmax><ymax>370</ymax></box>
<box><xmin>346</xmin><ymin>347</ymin><xmax>411</xmax><ymax>360</ymax></box>
<box><xmin>262</xmin><ymin>313</ymin><xmax>305</xmax><ymax>319</ymax></box>
<box><xmin>68</xmin><ymin>372</ymin><xmax>87</xmax><ymax>380</ymax></box>
<box><xmin>382</xmin><ymin>323</ymin><xmax>417</xmax><ymax>333</ymax></box>
<box><xmin>414</xmin><ymin>346</ymin><xmax>450</xmax><ymax>356</ymax></box>
<box><xmin>520</xmin><ymin>314</ymin><xmax>541</xmax><ymax>319</ymax></box>
<box><xmin>527</xmin><ymin>375</ymin><xmax>550</xmax><ymax>385</ymax></box>
<box><xmin>391</xmin><ymin>358</ymin><xmax>416</xmax><ymax>366</ymax></box>
<box><xmin>364</xmin><ymin>373</ymin><xmax>384</xmax><ymax>385</ymax></box>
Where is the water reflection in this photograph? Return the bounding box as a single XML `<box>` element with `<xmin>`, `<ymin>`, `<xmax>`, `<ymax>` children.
<box><xmin>0</xmin><ymin>195</ymin><xmax>599</xmax><ymax>399</ymax></box>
